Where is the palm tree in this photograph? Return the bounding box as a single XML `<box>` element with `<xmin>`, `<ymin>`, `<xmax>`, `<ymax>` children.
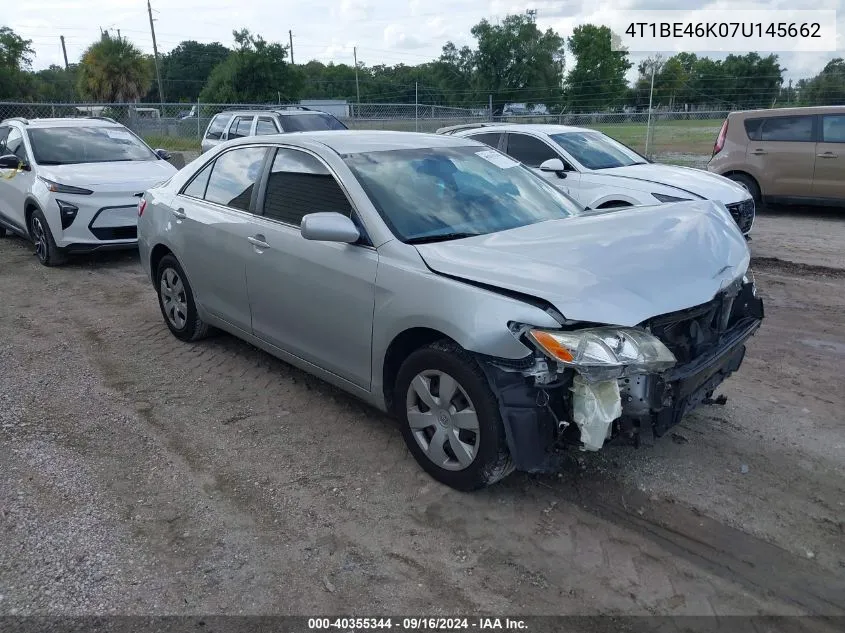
<box><xmin>77</xmin><ymin>32</ymin><xmax>153</xmax><ymax>103</ymax></box>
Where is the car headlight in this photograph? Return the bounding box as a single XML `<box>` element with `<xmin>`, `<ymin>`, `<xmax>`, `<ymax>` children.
<box><xmin>652</xmin><ymin>193</ymin><xmax>691</xmax><ymax>203</ymax></box>
<box><xmin>38</xmin><ymin>176</ymin><xmax>93</xmax><ymax>195</ymax></box>
<box><xmin>527</xmin><ymin>327</ymin><xmax>676</xmax><ymax>382</ymax></box>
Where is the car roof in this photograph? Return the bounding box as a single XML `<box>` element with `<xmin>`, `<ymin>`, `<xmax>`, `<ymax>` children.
<box><xmin>453</xmin><ymin>123</ymin><xmax>593</xmax><ymax>136</ymax></box>
<box><xmin>227</xmin><ymin>130</ymin><xmax>484</xmax><ymax>154</ymax></box>
<box><xmin>218</xmin><ymin>109</ymin><xmax>336</xmax><ymax>117</ymax></box>
<box><xmin>2</xmin><ymin>117</ymin><xmax>122</xmax><ymax>129</ymax></box>
<box><xmin>728</xmin><ymin>105</ymin><xmax>845</xmax><ymax>118</ymax></box>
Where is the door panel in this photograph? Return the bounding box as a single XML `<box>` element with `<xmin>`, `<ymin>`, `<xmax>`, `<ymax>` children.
<box><xmin>0</xmin><ymin>128</ymin><xmax>34</xmax><ymax>230</ymax></box>
<box><xmin>175</xmin><ymin>146</ymin><xmax>268</xmax><ymax>332</ymax></box>
<box><xmin>748</xmin><ymin>115</ymin><xmax>816</xmax><ymax>197</ymax></box>
<box><xmin>812</xmin><ymin>115</ymin><xmax>845</xmax><ymax>200</ymax></box>
<box><xmin>246</xmin><ymin>148</ymin><xmax>377</xmax><ymax>389</ymax></box>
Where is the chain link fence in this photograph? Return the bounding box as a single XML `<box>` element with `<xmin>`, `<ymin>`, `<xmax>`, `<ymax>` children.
<box><xmin>0</xmin><ymin>101</ymin><xmax>728</xmax><ymax>167</ymax></box>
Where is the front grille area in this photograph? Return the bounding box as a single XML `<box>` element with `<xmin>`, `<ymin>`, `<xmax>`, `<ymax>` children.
<box><xmin>89</xmin><ymin>226</ymin><xmax>137</xmax><ymax>241</ymax></box>
<box><xmin>643</xmin><ymin>281</ymin><xmax>761</xmax><ymax>365</ymax></box>
<box><xmin>726</xmin><ymin>199</ymin><xmax>755</xmax><ymax>233</ymax></box>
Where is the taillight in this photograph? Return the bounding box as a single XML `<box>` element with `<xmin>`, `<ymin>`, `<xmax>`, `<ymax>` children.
<box><xmin>713</xmin><ymin>119</ymin><xmax>728</xmax><ymax>156</ymax></box>
<box><xmin>138</xmin><ymin>198</ymin><xmax>147</xmax><ymax>217</ymax></box>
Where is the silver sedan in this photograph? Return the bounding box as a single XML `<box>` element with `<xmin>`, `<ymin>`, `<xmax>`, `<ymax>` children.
<box><xmin>138</xmin><ymin>131</ymin><xmax>763</xmax><ymax>491</ymax></box>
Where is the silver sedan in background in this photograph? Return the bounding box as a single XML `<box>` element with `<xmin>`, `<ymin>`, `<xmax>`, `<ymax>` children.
<box><xmin>138</xmin><ymin>131</ymin><xmax>763</xmax><ymax>491</ymax></box>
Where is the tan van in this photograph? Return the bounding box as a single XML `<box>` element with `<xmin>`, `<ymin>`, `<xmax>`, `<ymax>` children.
<box><xmin>707</xmin><ymin>106</ymin><xmax>845</xmax><ymax>207</ymax></box>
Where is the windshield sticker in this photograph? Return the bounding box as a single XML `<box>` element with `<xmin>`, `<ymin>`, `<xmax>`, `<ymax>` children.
<box><xmin>476</xmin><ymin>149</ymin><xmax>519</xmax><ymax>169</ymax></box>
<box><xmin>106</xmin><ymin>129</ymin><xmax>134</xmax><ymax>140</ymax></box>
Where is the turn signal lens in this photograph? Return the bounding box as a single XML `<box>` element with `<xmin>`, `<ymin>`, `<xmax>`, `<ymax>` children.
<box><xmin>528</xmin><ymin>330</ymin><xmax>574</xmax><ymax>362</ymax></box>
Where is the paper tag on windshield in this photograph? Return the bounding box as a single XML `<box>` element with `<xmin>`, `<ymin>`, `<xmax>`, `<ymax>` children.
<box><xmin>106</xmin><ymin>129</ymin><xmax>134</xmax><ymax>140</ymax></box>
<box><xmin>476</xmin><ymin>149</ymin><xmax>519</xmax><ymax>169</ymax></box>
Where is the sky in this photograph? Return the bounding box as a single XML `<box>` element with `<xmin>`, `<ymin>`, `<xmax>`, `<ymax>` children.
<box><xmin>8</xmin><ymin>0</ymin><xmax>844</xmax><ymax>92</ymax></box>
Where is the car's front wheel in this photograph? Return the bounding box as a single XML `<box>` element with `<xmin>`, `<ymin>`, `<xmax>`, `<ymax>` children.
<box><xmin>155</xmin><ymin>254</ymin><xmax>210</xmax><ymax>342</ymax></box>
<box><xmin>30</xmin><ymin>209</ymin><xmax>67</xmax><ymax>267</ymax></box>
<box><xmin>394</xmin><ymin>340</ymin><xmax>514</xmax><ymax>491</ymax></box>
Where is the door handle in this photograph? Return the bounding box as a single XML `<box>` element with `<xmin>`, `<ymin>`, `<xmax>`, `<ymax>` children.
<box><xmin>816</xmin><ymin>152</ymin><xmax>838</xmax><ymax>158</ymax></box>
<box><xmin>750</xmin><ymin>149</ymin><xmax>767</xmax><ymax>155</ymax></box>
<box><xmin>247</xmin><ymin>235</ymin><xmax>270</xmax><ymax>249</ymax></box>
<box><xmin>172</xmin><ymin>208</ymin><xmax>187</xmax><ymax>219</ymax></box>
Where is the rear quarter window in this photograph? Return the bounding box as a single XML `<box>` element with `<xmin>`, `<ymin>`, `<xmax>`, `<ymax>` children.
<box><xmin>743</xmin><ymin>118</ymin><xmax>763</xmax><ymax>141</ymax></box>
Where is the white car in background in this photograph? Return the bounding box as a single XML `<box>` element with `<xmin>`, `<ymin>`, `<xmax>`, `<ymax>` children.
<box><xmin>0</xmin><ymin>117</ymin><xmax>177</xmax><ymax>266</ymax></box>
<box><xmin>439</xmin><ymin>123</ymin><xmax>755</xmax><ymax>236</ymax></box>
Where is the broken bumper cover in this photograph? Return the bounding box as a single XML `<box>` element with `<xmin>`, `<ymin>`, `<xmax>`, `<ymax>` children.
<box><xmin>480</xmin><ymin>282</ymin><xmax>764</xmax><ymax>473</ymax></box>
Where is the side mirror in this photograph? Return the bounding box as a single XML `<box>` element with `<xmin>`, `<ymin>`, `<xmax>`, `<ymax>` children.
<box><xmin>301</xmin><ymin>212</ymin><xmax>360</xmax><ymax>243</ymax></box>
<box><xmin>155</xmin><ymin>148</ymin><xmax>172</xmax><ymax>161</ymax></box>
<box><xmin>0</xmin><ymin>154</ymin><xmax>27</xmax><ymax>170</ymax></box>
<box><xmin>539</xmin><ymin>158</ymin><xmax>567</xmax><ymax>178</ymax></box>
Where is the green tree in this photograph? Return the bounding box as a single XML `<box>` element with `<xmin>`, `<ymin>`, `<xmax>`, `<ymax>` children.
<box><xmin>798</xmin><ymin>58</ymin><xmax>845</xmax><ymax>105</ymax></box>
<box><xmin>160</xmin><ymin>40</ymin><xmax>230</xmax><ymax>102</ymax></box>
<box><xmin>566</xmin><ymin>24</ymin><xmax>631</xmax><ymax>111</ymax></box>
<box><xmin>200</xmin><ymin>29</ymin><xmax>301</xmax><ymax>103</ymax></box>
<box><xmin>32</xmin><ymin>64</ymin><xmax>79</xmax><ymax>102</ymax></box>
<box><xmin>0</xmin><ymin>26</ymin><xmax>35</xmax><ymax>99</ymax></box>
<box><xmin>77</xmin><ymin>32</ymin><xmax>153</xmax><ymax>102</ymax></box>
<box><xmin>471</xmin><ymin>14</ymin><xmax>565</xmax><ymax>108</ymax></box>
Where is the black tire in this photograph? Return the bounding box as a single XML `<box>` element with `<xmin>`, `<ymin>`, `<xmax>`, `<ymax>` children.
<box><xmin>30</xmin><ymin>209</ymin><xmax>67</xmax><ymax>267</ymax></box>
<box><xmin>155</xmin><ymin>254</ymin><xmax>211</xmax><ymax>342</ymax></box>
<box><xmin>393</xmin><ymin>339</ymin><xmax>514</xmax><ymax>491</ymax></box>
<box><xmin>726</xmin><ymin>173</ymin><xmax>761</xmax><ymax>203</ymax></box>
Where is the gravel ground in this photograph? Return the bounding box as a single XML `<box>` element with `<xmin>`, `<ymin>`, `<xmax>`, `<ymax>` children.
<box><xmin>0</xmin><ymin>207</ymin><xmax>844</xmax><ymax>619</ymax></box>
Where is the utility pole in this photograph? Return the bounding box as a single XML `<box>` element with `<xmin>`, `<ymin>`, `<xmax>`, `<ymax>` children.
<box><xmin>353</xmin><ymin>47</ymin><xmax>361</xmax><ymax>106</ymax></box>
<box><xmin>644</xmin><ymin>60</ymin><xmax>656</xmax><ymax>157</ymax></box>
<box><xmin>60</xmin><ymin>36</ymin><xmax>69</xmax><ymax>70</ymax></box>
<box><xmin>415</xmin><ymin>82</ymin><xmax>419</xmax><ymax>132</ymax></box>
<box><xmin>117</xmin><ymin>29</ymin><xmax>121</xmax><ymax>40</ymax></box>
<box><xmin>788</xmin><ymin>78</ymin><xmax>792</xmax><ymax>104</ymax></box>
<box><xmin>147</xmin><ymin>0</ymin><xmax>165</xmax><ymax>103</ymax></box>
<box><xmin>526</xmin><ymin>9</ymin><xmax>537</xmax><ymax>23</ymax></box>
<box><xmin>289</xmin><ymin>30</ymin><xmax>294</xmax><ymax>64</ymax></box>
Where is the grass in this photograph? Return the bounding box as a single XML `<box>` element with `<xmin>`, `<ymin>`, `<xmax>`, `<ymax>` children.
<box><xmin>142</xmin><ymin>134</ymin><xmax>200</xmax><ymax>152</ymax></box>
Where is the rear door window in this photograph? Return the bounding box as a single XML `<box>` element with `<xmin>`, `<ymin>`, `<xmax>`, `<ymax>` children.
<box><xmin>203</xmin><ymin>147</ymin><xmax>268</xmax><ymax>212</ymax></box>
<box><xmin>465</xmin><ymin>132</ymin><xmax>503</xmax><ymax>149</ymax></box>
<box><xmin>205</xmin><ymin>114</ymin><xmax>232</xmax><ymax>140</ymax></box>
<box><xmin>821</xmin><ymin>115</ymin><xmax>845</xmax><ymax>143</ymax></box>
<box><xmin>227</xmin><ymin>116</ymin><xmax>254</xmax><ymax>140</ymax></box>
<box><xmin>760</xmin><ymin>116</ymin><xmax>814</xmax><ymax>142</ymax></box>
<box><xmin>256</xmin><ymin>117</ymin><xmax>279</xmax><ymax>136</ymax></box>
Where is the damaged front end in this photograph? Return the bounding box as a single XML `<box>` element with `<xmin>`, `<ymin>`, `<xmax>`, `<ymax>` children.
<box><xmin>478</xmin><ymin>274</ymin><xmax>764</xmax><ymax>473</ymax></box>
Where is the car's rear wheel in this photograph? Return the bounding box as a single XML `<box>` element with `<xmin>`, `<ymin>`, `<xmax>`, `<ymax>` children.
<box><xmin>155</xmin><ymin>254</ymin><xmax>210</xmax><ymax>342</ymax></box>
<box><xmin>727</xmin><ymin>173</ymin><xmax>761</xmax><ymax>203</ymax></box>
<box><xmin>394</xmin><ymin>340</ymin><xmax>513</xmax><ymax>491</ymax></box>
<box><xmin>30</xmin><ymin>209</ymin><xmax>67</xmax><ymax>267</ymax></box>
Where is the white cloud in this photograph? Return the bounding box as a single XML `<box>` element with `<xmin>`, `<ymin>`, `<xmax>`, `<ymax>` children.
<box><xmin>383</xmin><ymin>24</ymin><xmax>427</xmax><ymax>50</ymax></box>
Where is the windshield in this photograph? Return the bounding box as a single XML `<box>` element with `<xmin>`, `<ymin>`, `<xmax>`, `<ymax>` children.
<box><xmin>282</xmin><ymin>113</ymin><xmax>347</xmax><ymax>132</ymax></box>
<box><xmin>550</xmin><ymin>131</ymin><xmax>647</xmax><ymax>170</ymax></box>
<box><xmin>344</xmin><ymin>146</ymin><xmax>580</xmax><ymax>243</ymax></box>
<box><xmin>29</xmin><ymin>126</ymin><xmax>158</xmax><ymax>165</ymax></box>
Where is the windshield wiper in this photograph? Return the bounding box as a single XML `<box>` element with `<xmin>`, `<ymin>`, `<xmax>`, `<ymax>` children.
<box><xmin>406</xmin><ymin>232</ymin><xmax>481</xmax><ymax>244</ymax></box>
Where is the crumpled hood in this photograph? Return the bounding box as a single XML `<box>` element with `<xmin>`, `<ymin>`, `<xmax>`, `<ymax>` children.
<box><xmin>39</xmin><ymin>160</ymin><xmax>177</xmax><ymax>191</ymax></box>
<box><xmin>414</xmin><ymin>200</ymin><xmax>750</xmax><ymax>326</ymax></box>
<box><xmin>599</xmin><ymin>163</ymin><xmax>749</xmax><ymax>202</ymax></box>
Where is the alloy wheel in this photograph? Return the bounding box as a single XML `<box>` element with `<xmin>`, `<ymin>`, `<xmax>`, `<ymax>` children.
<box><xmin>31</xmin><ymin>217</ymin><xmax>48</xmax><ymax>262</ymax></box>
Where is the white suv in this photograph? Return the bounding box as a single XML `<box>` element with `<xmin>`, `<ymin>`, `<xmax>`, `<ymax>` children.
<box><xmin>0</xmin><ymin>117</ymin><xmax>177</xmax><ymax>266</ymax></box>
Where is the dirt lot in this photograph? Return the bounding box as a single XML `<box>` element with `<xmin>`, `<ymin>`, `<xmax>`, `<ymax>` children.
<box><xmin>1</xmin><ymin>207</ymin><xmax>844</xmax><ymax>620</ymax></box>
